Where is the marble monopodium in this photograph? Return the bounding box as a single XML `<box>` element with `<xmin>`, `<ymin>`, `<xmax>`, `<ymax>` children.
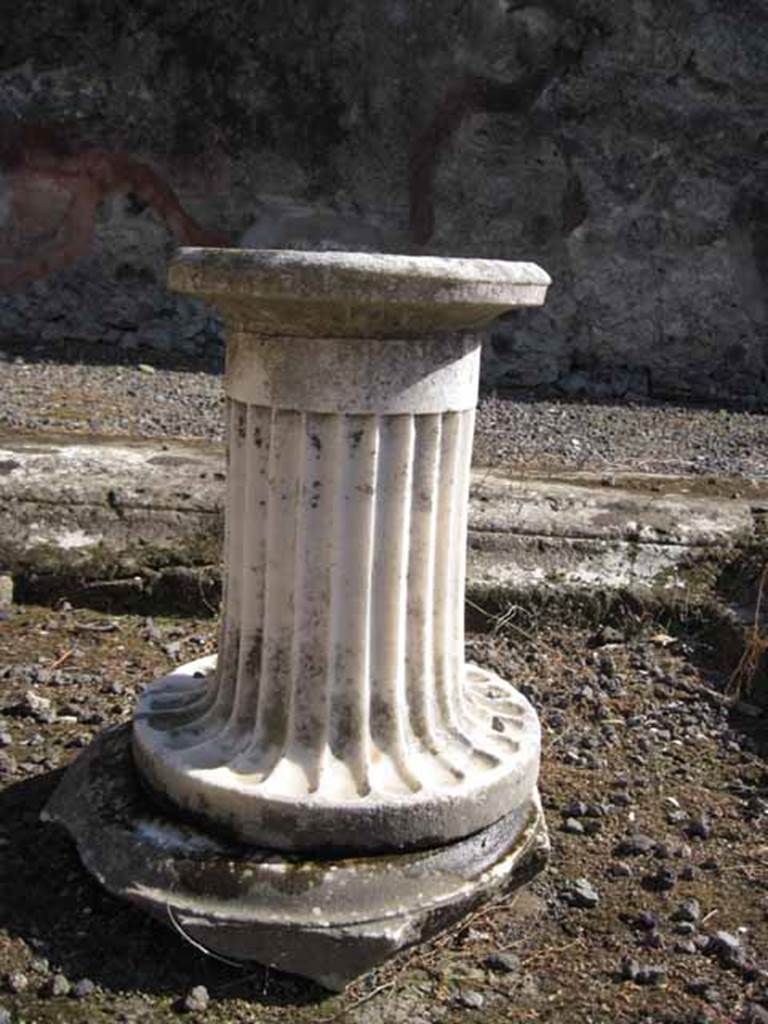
<box><xmin>45</xmin><ymin>249</ymin><xmax>551</xmax><ymax>991</ymax></box>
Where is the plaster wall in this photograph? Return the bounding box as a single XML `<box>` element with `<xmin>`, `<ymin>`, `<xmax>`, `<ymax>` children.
<box><xmin>0</xmin><ymin>0</ymin><xmax>766</xmax><ymax>402</ymax></box>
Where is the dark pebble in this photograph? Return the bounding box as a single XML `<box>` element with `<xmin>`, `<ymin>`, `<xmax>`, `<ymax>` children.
<box><xmin>562</xmin><ymin>878</ymin><xmax>600</xmax><ymax>908</ymax></box>
<box><xmin>707</xmin><ymin>930</ymin><xmax>743</xmax><ymax>964</ymax></box>
<box><xmin>73</xmin><ymin>978</ymin><xmax>96</xmax><ymax>999</ymax></box>
<box><xmin>608</xmin><ymin>861</ymin><xmax>633</xmax><ymax>878</ymax></box>
<box><xmin>47</xmin><ymin>974</ymin><xmax>71</xmax><ymax>997</ymax></box>
<box><xmin>672</xmin><ymin>897</ymin><xmax>701</xmax><ymax>924</ymax></box>
<box><xmin>687</xmin><ymin>979</ymin><xmax>721</xmax><ymax>1004</ymax></box>
<box><xmin>740</xmin><ymin>962</ymin><xmax>764</xmax><ymax>983</ymax></box>
<box><xmin>615</xmin><ymin>833</ymin><xmax>657</xmax><ymax>856</ymax></box>
<box><xmin>6</xmin><ymin>971</ymin><xmax>28</xmax><ymax>993</ymax></box>
<box><xmin>667</xmin><ymin>809</ymin><xmax>687</xmax><ymax>824</ymax></box>
<box><xmin>590</xmin><ymin>626</ymin><xmax>624</xmax><ymax>647</ymax></box>
<box><xmin>620</xmin><ymin>957</ymin><xmax>640</xmax><ymax>981</ymax></box>
<box><xmin>635</xmin><ymin>911</ymin><xmax>658</xmax><ymax>931</ymax></box>
<box><xmin>598</xmin><ymin>655</ymin><xmax>616</xmax><ymax>677</ymax></box>
<box><xmin>686</xmin><ymin>814</ymin><xmax>713</xmax><ymax>839</ymax></box>
<box><xmin>674</xmin><ymin>922</ymin><xmax>697</xmax><ymax>936</ymax></box>
<box><xmin>456</xmin><ymin>989</ymin><xmax>484</xmax><ymax>1010</ymax></box>
<box><xmin>587</xmin><ymin>802</ymin><xmax>611</xmax><ymax>817</ymax></box>
<box><xmin>635</xmin><ymin>965</ymin><xmax>667</xmax><ymax>986</ymax></box>
<box><xmin>562</xmin><ymin>817</ymin><xmax>585</xmax><ymax>835</ymax></box>
<box><xmin>485</xmin><ymin>952</ymin><xmax>520</xmax><ymax>974</ymax></box>
<box><xmin>674</xmin><ymin>939</ymin><xmax>697</xmax><ymax>954</ymax></box>
<box><xmin>642</xmin><ymin>867</ymin><xmax>676</xmax><ymax>892</ymax></box>
<box><xmin>638</xmin><ymin>930</ymin><xmax>664</xmax><ymax>950</ymax></box>
<box><xmin>563</xmin><ymin>800</ymin><xmax>588</xmax><ymax>818</ymax></box>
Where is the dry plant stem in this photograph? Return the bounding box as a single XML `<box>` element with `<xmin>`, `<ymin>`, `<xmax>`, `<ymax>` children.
<box><xmin>213</xmin><ymin>969</ymin><xmax>271</xmax><ymax>996</ymax></box>
<box><xmin>322</xmin><ymin>886</ymin><xmax>523</xmax><ymax>1017</ymax></box>
<box><xmin>727</xmin><ymin>563</ymin><xmax>768</xmax><ymax>698</ymax></box>
<box><xmin>310</xmin><ymin>979</ymin><xmax>400</xmax><ymax>1024</ymax></box>
<box><xmin>74</xmin><ymin>621</ymin><xmax>121</xmax><ymax>633</ymax></box>
<box><xmin>49</xmin><ymin>649</ymin><xmax>73</xmax><ymax>670</ymax></box>
<box><xmin>520</xmin><ymin>939</ymin><xmax>585</xmax><ymax>969</ymax></box>
<box><xmin>165</xmin><ymin>905</ymin><xmax>245</xmax><ymax>969</ymax></box>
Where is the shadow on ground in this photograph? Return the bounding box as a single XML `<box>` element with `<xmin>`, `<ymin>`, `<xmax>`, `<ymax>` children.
<box><xmin>0</xmin><ymin>336</ymin><xmax>224</xmax><ymax>376</ymax></box>
<box><xmin>0</xmin><ymin>768</ymin><xmax>324</xmax><ymax>1008</ymax></box>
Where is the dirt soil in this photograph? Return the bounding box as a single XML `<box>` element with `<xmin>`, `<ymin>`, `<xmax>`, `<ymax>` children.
<box><xmin>0</xmin><ymin>605</ymin><xmax>766</xmax><ymax>1024</ymax></box>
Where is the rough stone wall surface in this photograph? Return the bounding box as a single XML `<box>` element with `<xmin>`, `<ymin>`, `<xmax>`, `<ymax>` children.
<box><xmin>0</xmin><ymin>0</ymin><xmax>766</xmax><ymax>402</ymax></box>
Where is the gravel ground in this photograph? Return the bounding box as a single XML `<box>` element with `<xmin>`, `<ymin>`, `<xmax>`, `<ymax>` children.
<box><xmin>1</xmin><ymin>338</ymin><xmax>767</xmax><ymax>1022</ymax></box>
<box><xmin>2</xmin><ymin>338</ymin><xmax>768</xmax><ymax>480</ymax></box>
<box><xmin>0</xmin><ymin>607</ymin><xmax>766</xmax><ymax>1023</ymax></box>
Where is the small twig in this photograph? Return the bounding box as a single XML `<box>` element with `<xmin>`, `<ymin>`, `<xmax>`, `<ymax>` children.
<box><xmin>465</xmin><ymin>596</ymin><xmax>493</xmax><ymax>621</ymax></box>
<box><xmin>312</xmin><ymin>891</ymin><xmax>524</xmax><ymax>1022</ymax></box>
<box><xmin>311</xmin><ymin>979</ymin><xmax>398</xmax><ymax>1024</ymax></box>
<box><xmin>496</xmin><ymin>938</ymin><xmax>526</xmax><ymax>953</ymax></box>
<box><xmin>198</xmin><ymin>568</ymin><xmax>220</xmax><ymax>617</ymax></box>
<box><xmin>464</xmin><ymin>596</ymin><xmax>536</xmax><ymax>641</ymax></box>
<box><xmin>543</xmin><ymin>730</ymin><xmax>572</xmax><ymax>753</ymax></box>
<box><xmin>493</xmin><ymin>605</ymin><xmax>536</xmax><ymax>641</ymax></box>
<box><xmin>49</xmin><ymin>649</ymin><xmax>73</xmax><ymax>670</ymax></box>
<box><xmin>73</xmin><ymin>621</ymin><xmax>121</xmax><ymax>634</ymax></box>
<box><xmin>520</xmin><ymin>938</ymin><xmax>584</xmax><ymax>967</ymax></box>
<box><xmin>727</xmin><ymin>564</ymin><xmax>768</xmax><ymax>699</ymax></box>
<box><xmin>214</xmin><ymin>969</ymin><xmax>268</xmax><ymax>995</ymax></box>
<box><xmin>166</xmin><ymin>904</ymin><xmax>246</xmax><ymax>968</ymax></box>
<box><xmin>701</xmin><ymin>909</ymin><xmax>719</xmax><ymax>925</ymax></box>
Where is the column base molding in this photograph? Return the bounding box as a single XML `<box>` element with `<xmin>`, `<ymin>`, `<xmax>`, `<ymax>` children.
<box><xmin>132</xmin><ymin>654</ymin><xmax>541</xmax><ymax>853</ymax></box>
<box><xmin>44</xmin><ymin>724</ymin><xmax>548</xmax><ymax>991</ymax></box>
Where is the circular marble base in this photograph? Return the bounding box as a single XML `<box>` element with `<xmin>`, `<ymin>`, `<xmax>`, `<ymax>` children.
<box><xmin>132</xmin><ymin>656</ymin><xmax>542</xmax><ymax>853</ymax></box>
<box><xmin>43</xmin><ymin>724</ymin><xmax>549</xmax><ymax>991</ymax></box>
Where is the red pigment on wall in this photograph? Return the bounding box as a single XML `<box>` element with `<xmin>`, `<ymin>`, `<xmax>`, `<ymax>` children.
<box><xmin>408</xmin><ymin>63</ymin><xmax>572</xmax><ymax>246</ymax></box>
<box><xmin>0</xmin><ymin>121</ymin><xmax>229</xmax><ymax>290</ymax></box>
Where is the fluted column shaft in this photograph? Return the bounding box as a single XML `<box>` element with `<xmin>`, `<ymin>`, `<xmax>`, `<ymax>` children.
<box><xmin>220</xmin><ymin>375</ymin><xmax>476</xmax><ymax>790</ymax></box>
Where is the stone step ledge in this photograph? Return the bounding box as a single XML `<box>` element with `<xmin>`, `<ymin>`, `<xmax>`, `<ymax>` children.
<box><xmin>0</xmin><ymin>433</ymin><xmax>762</xmax><ymax>612</ymax></box>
